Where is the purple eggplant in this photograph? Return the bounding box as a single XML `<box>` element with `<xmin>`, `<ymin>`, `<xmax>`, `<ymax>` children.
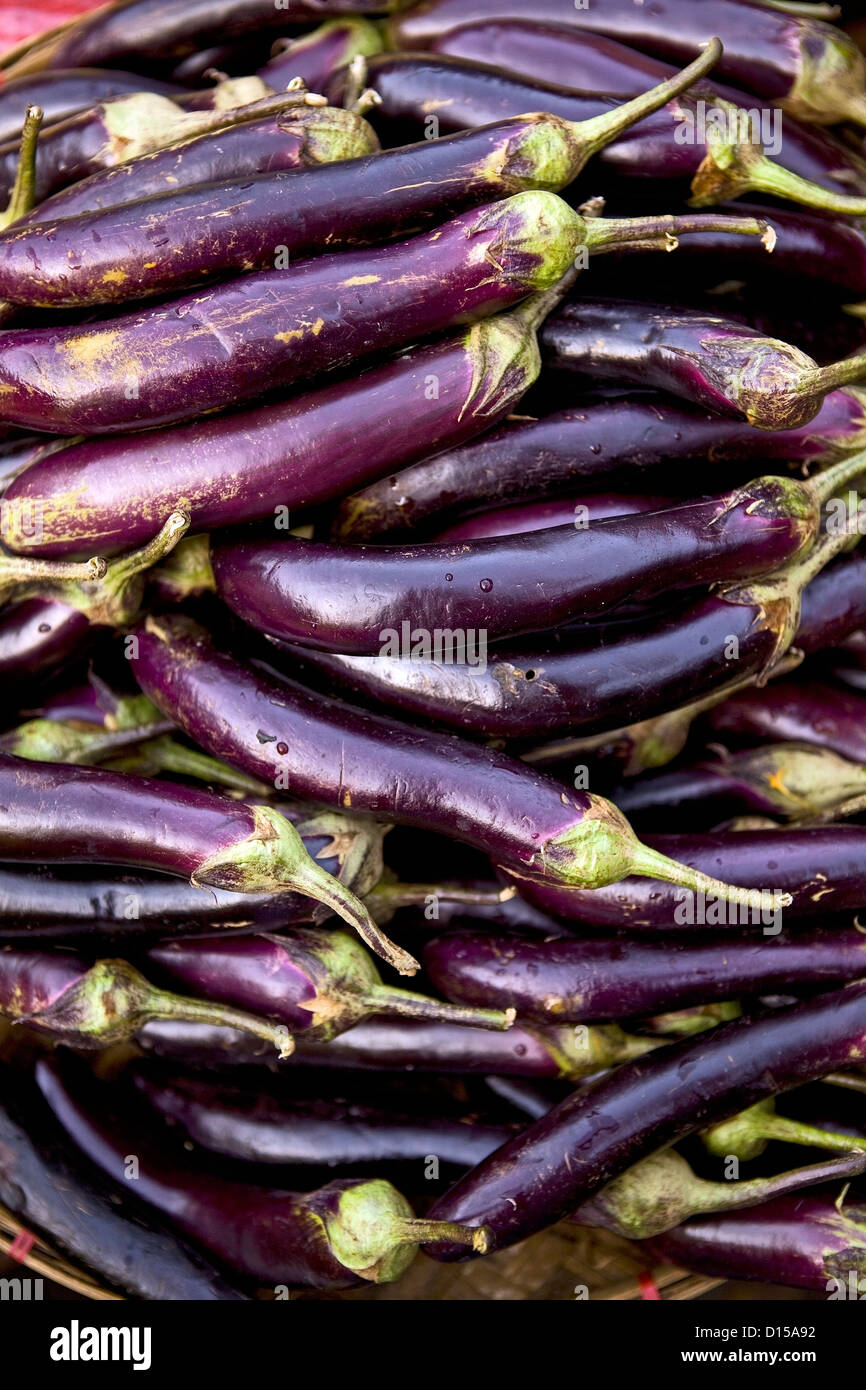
<box><xmin>573</xmin><ymin>1146</ymin><xmax>866</xmax><ymax>1242</ymax></box>
<box><xmin>0</xmin><ymin>948</ymin><xmax>300</xmax><ymax>1055</ymax></box>
<box><xmin>434</xmin><ymin>493</ymin><xmax>675</xmax><ymax>542</ymax></box>
<box><xmin>707</xmin><ymin>677</ymin><xmax>866</xmax><ymax>766</ymax></box>
<box><xmin>646</xmin><ymin>1194</ymin><xmax>866</xmax><ymax>1292</ymax></box>
<box><xmin>259</xmin><ymin>17</ymin><xmax>384</xmax><ymax>92</ymax></box>
<box><xmin>6</xmin><ymin>0</ymin><xmax>398</xmax><ymax>75</ymax></box>
<box><xmin>423</xmin><ymin>924</ymin><xmax>866</xmax><ymax>1026</ymax></box>
<box><xmin>134</xmin><ymin>1070</ymin><xmax>518</xmax><ymax>1168</ymax></box>
<box><xmin>0</xmin><ymin>809</ymin><xmax>387</xmax><ymax>944</ymax></box>
<box><xmin>131</xmin><ymin>611</ymin><xmax>783</xmax><ymax>909</ymax></box>
<box><xmin>336</xmin><ymin>390</ymin><xmax>866</xmax><ymax>541</ymax></box>
<box><xmin>22</xmin><ymin>99</ymin><xmax>378</xmax><ymax>224</ymax></box>
<box><xmin>507</xmin><ymin>825</ymin><xmax>866</xmax><ymax>929</ymax></box>
<box><xmin>423</xmin><ymin>981</ymin><xmax>866</xmax><ymax>1259</ymax></box>
<box><xmin>0</xmin><ymin>598</ymin><xmax>93</xmax><ymax>691</ymax></box>
<box><xmin>137</xmin><ymin>1015</ymin><xmax>657</xmax><ymax>1078</ymax></box>
<box><xmin>0</xmin><ymin>1063</ymin><xmax>247</xmax><ymax>1300</ymax></box>
<box><xmin>0</xmin><ymin>289</ymin><xmax>564</xmax><ymax>557</ymax></box>
<box><xmin>542</xmin><ymin>298</ymin><xmax>866</xmax><ymax>431</ymax></box>
<box><xmin>0</xmin><ymin>68</ymin><xmax>181</xmax><ymax>147</ymax></box>
<box><xmin>0</xmin><ymin>192</ymin><xmax>587</xmax><ymax>436</ymax></box>
<box><xmin>280</xmin><ymin>513</ymin><xmax>861</xmax><ymax>741</ymax></box>
<box><xmin>36</xmin><ymin>1056</ymin><xmax>489</xmax><ymax>1290</ymax></box>
<box><xmin>0</xmin><ymin>753</ymin><xmax>403</xmax><ymax>968</ymax></box>
<box><xmin>146</xmin><ymin>929</ymin><xmax>514</xmax><ymax>1040</ymax></box>
<box><xmin>336</xmin><ymin>53</ymin><xmax>866</xmax><ymax>216</ymax></box>
<box><xmin>0</xmin><ymin>45</ymin><xmax>732</xmax><ymax>308</ymax></box>
<box><xmin>389</xmin><ymin>0</ymin><xmax>866</xmax><ymax>127</ymax></box>
<box><xmin>212</xmin><ymin>460</ymin><xmax>856</xmax><ymax>653</ymax></box>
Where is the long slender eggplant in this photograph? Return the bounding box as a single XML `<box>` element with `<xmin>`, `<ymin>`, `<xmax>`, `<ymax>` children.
<box><xmin>0</xmin><ymin>948</ymin><xmax>300</xmax><ymax>1055</ymax></box>
<box><xmin>388</xmin><ymin>0</ymin><xmax>866</xmax><ymax>127</ymax></box>
<box><xmin>434</xmin><ymin>493</ymin><xmax>675</xmax><ymax>542</ymax></box>
<box><xmin>424</xmin><ymin>924</ymin><xmax>866</xmax><ymax>1025</ymax></box>
<box><xmin>0</xmin><ymin>192</ymin><xmax>590</xmax><ymax>437</ymax></box>
<box><xmin>0</xmin><ymin>46</ymin><xmax>734</xmax><ymax>308</ymax></box>
<box><xmin>0</xmin><ymin>87</ymin><xmax>318</xmax><ymax>205</ymax></box>
<box><xmin>134</xmin><ymin>1069</ymin><xmax>518</xmax><ymax>1169</ymax></box>
<box><xmin>707</xmin><ymin>678</ymin><xmax>866</xmax><ymax>765</ymax></box>
<box><xmin>335</xmin><ymin>53</ymin><xmax>866</xmax><ymax>216</ymax></box>
<box><xmin>646</xmin><ymin>1194</ymin><xmax>866</xmax><ymax>1292</ymax></box>
<box><xmin>213</xmin><ymin>458</ymin><xmax>864</xmax><ymax>653</ymax></box>
<box><xmin>37</xmin><ymin>1055</ymin><xmax>489</xmax><ymax>1289</ymax></box>
<box><xmin>542</xmin><ymin>299</ymin><xmax>866</xmax><ymax>431</ymax></box>
<box><xmin>5</xmin><ymin>0</ymin><xmax>399</xmax><ymax>75</ymax></box>
<box><xmin>0</xmin><ymin>1064</ymin><xmax>247</xmax><ymax>1300</ymax></box>
<box><xmin>146</xmin><ymin>929</ymin><xmax>515</xmax><ymax>1040</ymax></box>
<box><xmin>0</xmin><ymin>754</ymin><xmax>405</xmax><ymax>969</ymax></box>
<box><xmin>0</xmin><ymin>810</ymin><xmax>388</xmax><ymax>944</ymax></box>
<box><xmin>612</xmin><ymin>741</ymin><xmax>866</xmax><ymax>828</ymax></box>
<box><xmin>132</xmin><ymin>612</ymin><xmax>785</xmax><ymax>908</ymax></box>
<box><xmin>507</xmin><ymin>825</ymin><xmax>866</xmax><ymax>928</ymax></box>
<box><xmin>336</xmin><ymin>390</ymin><xmax>866</xmax><ymax>541</ymax></box>
<box><xmin>22</xmin><ymin>99</ymin><xmax>379</xmax><ymax>224</ymax></box>
<box><xmin>0</xmin><ymin>289</ymin><xmax>566</xmax><ymax>557</ymax></box>
<box><xmin>137</xmin><ymin>1015</ymin><xmax>657</xmax><ymax>1078</ymax></box>
<box><xmin>423</xmin><ymin>982</ymin><xmax>866</xmax><ymax>1259</ymax></box>
<box><xmin>0</xmin><ymin>68</ymin><xmax>181</xmax><ymax>147</ymax></box>
<box><xmin>573</xmin><ymin>1147</ymin><xmax>866</xmax><ymax>1241</ymax></box>
<box><xmin>259</xmin><ymin>17</ymin><xmax>383</xmax><ymax>92</ymax></box>
<box><xmin>279</xmin><ymin>518</ymin><xmax>861</xmax><ymax>740</ymax></box>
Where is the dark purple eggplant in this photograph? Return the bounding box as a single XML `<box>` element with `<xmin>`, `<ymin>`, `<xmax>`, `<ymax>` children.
<box><xmin>137</xmin><ymin>1015</ymin><xmax>657</xmax><ymax>1078</ymax></box>
<box><xmin>707</xmin><ymin>677</ymin><xmax>866</xmax><ymax>766</ymax></box>
<box><xmin>612</xmin><ymin>741</ymin><xmax>866</xmax><ymax>829</ymax></box>
<box><xmin>22</xmin><ymin>99</ymin><xmax>378</xmax><ymax>224</ymax></box>
<box><xmin>213</xmin><ymin>459</ymin><xmax>860</xmax><ymax>653</ymax></box>
<box><xmin>336</xmin><ymin>390</ymin><xmax>866</xmax><ymax>541</ymax></box>
<box><xmin>542</xmin><ymin>298</ymin><xmax>866</xmax><ymax>431</ymax></box>
<box><xmin>389</xmin><ymin>0</ymin><xmax>866</xmax><ymax>127</ymax></box>
<box><xmin>0</xmin><ymin>1063</ymin><xmax>247</xmax><ymax>1300</ymax></box>
<box><xmin>0</xmin><ymin>45</ymin><xmax>732</xmax><ymax>308</ymax></box>
<box><xmin>36</xmin><ymin>1055</ymin><xmax>489</xmax><ymax>1289</ymax></box>
<box><xmin>0</xmin><ymin>597</ymin><xmax>93</xmax><ymax>690</ymax></box>
<box><xmin>259</xmin><ymin>17</ymin><xmax>383</xmax><ymax>92</ymax></box>
<box><xmin>0</xmin><ymin>192</ymin><xmax>586</xmax><ymax>436</ymax></box>
<box><xmin>507</xmin><ymin>825</ymin><xmax>866</xmax><ymax>929</ymax></box>
<box><xmin>281</xmin><ymin>516</ymin><xmax>861</xmax><ymax>741</ymax></box>
<box><xmin>0</xmin><ymin>948</ymin><xmax>299</xmax><ymax>1054</ymax></box>
<box><xmin>0</xmin><ymin>753</ymin><xmax>404</xmax><ymax>968</ymax></box>
<box><xmin>435</xmin><ymin>493</ymin><xmax>675</xmax><ymax>542</ymax></box>
<box><xmin>131</xmin><ymin>612</ymin><xmax>782</xmax><ymax>909</ymax></box>
<box><xmin>0</xmin><ymin>68</ymin><xmax>181</xmax><ymax>147</ymax></box>
<box><xmin>646</xmin><ymin>1194</ymin><xmax>866</xmax><ymax>1292</ymax></box>
<box><xmin>0</xmin><ymin>290</ymin><xmax>563</xmax><ymax>557</ymax></box>
<box><xmin>0</xmin><ymin>87</ymin><xmax>316</xmax><ymax>205</ymax></box>
<box><xmin>573</xmin><ymin>1146</ymin><xmax>866</xmax><ymax>1242</ymax></box>
<box><xmin>0</xmin><ymin>809</ymin><xmax>387</xmax><ymax>945</ymax></box>
<box><xmin>423</xmin><ymin>981</ymin><xmax>866</xmax><ymax>1259</ymax></box>
<box><xmin>335</xmin><ymin>53</ymin><xmax>866</xmax><ymax>216</ymax></box>
<box><xmin>6</xmin><ymin>0</ymin><xmax>398</xmax><ymax>75</ymax></box>
<box><xmin>424</xmin><ymin>924</ymin><xmax>866</xmax><ymax>1025</ymax></box>
<box><xmin>146</xmin><ymin>929</ymin><xmax>514</xmax><ymax>1040</ymax></box>
<box><xmin>134</xmin><ymin>1070</ymin><xmax>518</xmax><ymax>1168</ymax></box>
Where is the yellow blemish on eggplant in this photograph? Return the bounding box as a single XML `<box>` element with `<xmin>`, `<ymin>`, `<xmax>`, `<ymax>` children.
<box><xmin>343</xmin><ymin>275</ymin><xmax>380</xmax><ymax>286</ymax></box>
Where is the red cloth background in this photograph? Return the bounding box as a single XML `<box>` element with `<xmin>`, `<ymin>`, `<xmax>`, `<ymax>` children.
<box><xmin>0</xmin><ymin>0</ymin><xmax>106</xmax><ymax>61</ymax></box>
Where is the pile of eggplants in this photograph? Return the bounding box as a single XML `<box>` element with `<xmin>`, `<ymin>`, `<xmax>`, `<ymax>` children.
<box><xmin>4</xmin><ymin>0</ymin><xmax>866</xmax><ymax>1307</ymax></box>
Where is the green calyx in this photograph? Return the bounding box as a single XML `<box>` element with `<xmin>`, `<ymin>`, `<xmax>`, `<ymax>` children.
<box><xmin>487</xmin><ymin>115</ymin><xmax>590</xmax><ymax>195</ymax></box>
<box><xmin>278</xmin><ymin>925</ymin><xmax>514</xmax><ymax>1039</ymax></box>
<box><xmin>192</xmin><ymin>805</ymin><xmax>419</xmax><ymax>978</ymax></box>
<box><xmin>22</xmin><ymin>958</ymin><xmax>296</xmax><ymax>1057</ymax></box>
<box><xmin>470</xmin><ymin>191</ymin><xmax>585</xmax><ymax>293</ymax></box>
<box><xmin>460</xmin><ymin>274</ymin><xmax>576</xmax><ymax>423</ymax></box>
<box><xmin>784</xmin><ymin>26</ymin><xmax>866</xmax><ymax>128</ymax></box>
<box><xmin>541</xmin><ymin>1023</ymin><xmax>660</xmax><ymax>1080</ymax></box>
<box><xmin>323</xmin><ymin>1179</ymin><xmax>490</xmax><ymax>1283</ymax></box>
<box><xmin>296</xmin><ymin>810</ymin><xmax>388</xmax><ymax>905</ymax></box>
<box><xmin>704</xmin><ymin>1099</ymin><xmax>866</xmax><ymax>1160</ymax></box>
<box><xmin>721</xmin><ymin>743</ymin><xmax>866</xmax><ymax>821</ymax></box>
<box><xmin>280</xmin><ymin>102</ymin><xmax>380</xmax><ymax>163</ymax></box>
<box><xmin>148</xmin><ymin>533</ymin><xmax>216</xmax><ymax>603</ymax></box>
<box><xmin>696</xmin><ymin>335</ymin><xmax>820</xmax><ymax>431</ymax></box>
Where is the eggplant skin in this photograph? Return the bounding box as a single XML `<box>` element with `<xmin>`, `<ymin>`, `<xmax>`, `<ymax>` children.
<box><xmin>0</xmin><ymin>1065</ymin><xmax>247</xmax><ymax>1300</ymax></box>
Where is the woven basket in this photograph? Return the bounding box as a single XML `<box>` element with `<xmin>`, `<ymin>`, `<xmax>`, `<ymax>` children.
<box><xmin>1</xmin><ymin>1198</ymin><xmax>722</xmax><ymax>1301</ymax></box>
